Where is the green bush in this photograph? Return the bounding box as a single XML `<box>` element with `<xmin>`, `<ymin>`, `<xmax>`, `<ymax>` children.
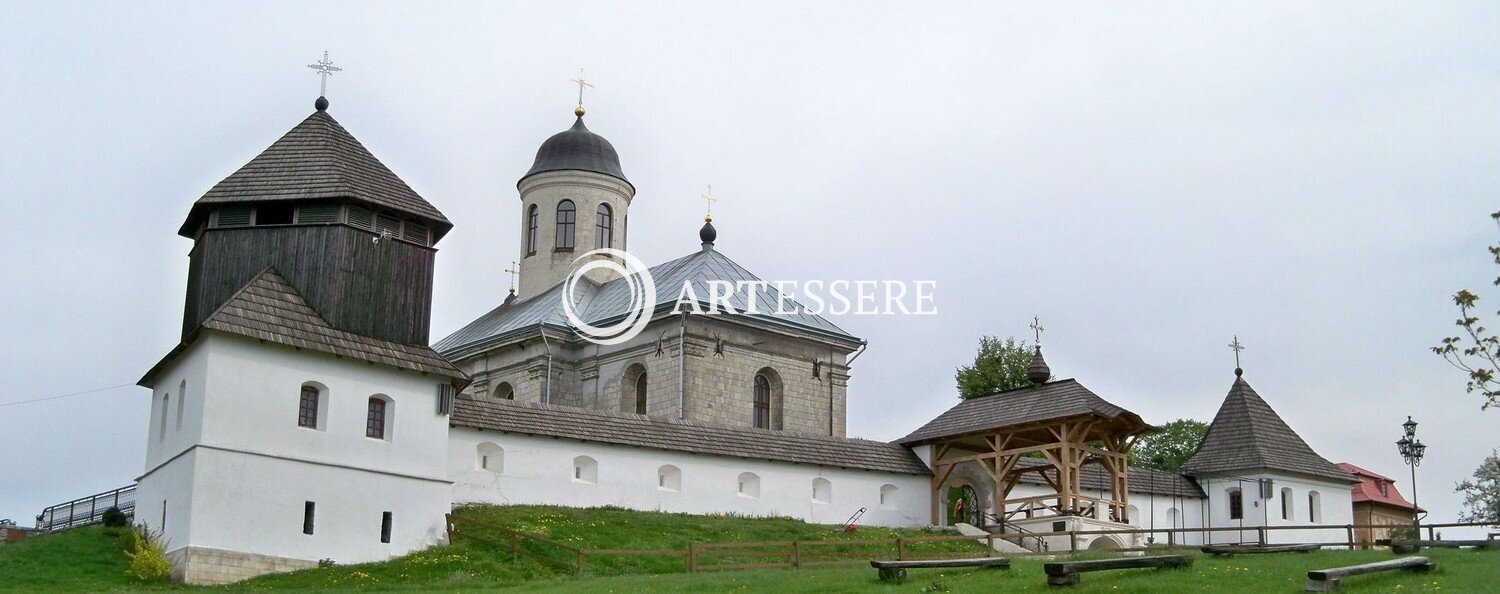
<box><xmin>124</xmin><ymin>526</ymin><xmax>170</xmax><ymax>582</ymax></box>
<box><xmin>101</xmin><ymin>507</ymin><xmax>128</xmax><ymax>528</ymax></box>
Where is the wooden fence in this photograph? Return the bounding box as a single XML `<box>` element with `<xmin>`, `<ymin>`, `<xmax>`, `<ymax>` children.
<box><xmin>445</xmin><ymin>515</ymin><xmax>1498</xmax><ymax>575</ymax></box>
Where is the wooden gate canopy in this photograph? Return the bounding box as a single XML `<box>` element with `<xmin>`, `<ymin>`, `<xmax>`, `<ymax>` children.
<box><xmin>897</xmin><ymin>378</ymin><xmax>1155</xmax><ymax>526</ymax></box>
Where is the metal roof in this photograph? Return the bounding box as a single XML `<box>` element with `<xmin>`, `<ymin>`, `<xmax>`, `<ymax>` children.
<box><xmin>896</xmin><ymin>379</ymin><xmax>1147</xmax><ymax>445</ymax></box>
<box><xmin>520</xmin><ymin>116</ymin><xmax>630</xmax><ymax>188</ymax></box>
<box><xmin>434</xmin><ymin>246</ymin><xmax>858</xmax><ymax>357</ymax></box>
<box><xmin>141</xmin><ymin>268</ymin><xmax>466</xmax><ymax>386</ymax></box>
<box><xmin>1179</xmin><ymin>375</ymin><xmax>1354</xmax><ymax>483</ymax></box>
<box><xmin>180</xmin><ymin>110</ymin><xmax>451</xmax><ymax>237</ymax></box>
<box><xmin>451</xmin><ymin>397</ymin><xmax>929</xmax><ymax>475</ymax></box>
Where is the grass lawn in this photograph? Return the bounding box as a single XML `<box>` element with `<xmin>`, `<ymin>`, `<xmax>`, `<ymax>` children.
<box><xmin>2</xmin><ymin>506</ymin><xmax>1495</xmax><ymax>592</ymax></box>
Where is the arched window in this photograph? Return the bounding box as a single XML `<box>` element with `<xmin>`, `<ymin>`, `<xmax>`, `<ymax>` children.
<box><xmin>555</xmin><ymin>200</ymin><xmax>576</xmax><ymax>249</ymax></box>
<box><xmin>737</xmin><ymin>472</ymin><xmax>761</xmax><ymax>498</ymax></box>
<box><xmin>1308</xmin><ymin>491</ymin><xmax>1321</xmax><ymax>523</ymax></box>
<box><xmin>1167</xmin><ymin>507</ymin><xmax>1180</xmax><ymax>528</ymax></box>
<box><xmin>299</xmin><ymin>385</ymin><xmax>320</xmax><ymax>428</ymax></box>
<box><xmin>1228</xmin><ymin>488</ymin><xmax>1243</xmax><ymax>520</ymax></box>
<box><xmin>596</xmin><ymin>203</ymin><xmax>613</xmax><ymax>249</ymax></box>
<box><xmin>573</xmin><ymin>455</ymin><xmax>598</xmax><ymax>484</ymax></box>
<box><xmin>477</xmin><ymin>443</ymin><xmax>503</xmax><ymax>473</ymax></box>
<box><xmin>621</xmin><ymin>364</ymin><xmax>648</xmax><ymax>414</ymax></box>
<box><xmin>159</xmin><ymin>393</ymin><xmax>169</xmax><ymax>441</ymax></box>
<box><xmin>753</xmin><ymin>374</ymin><xmax>771</xmax><ymax>429</ymax></box>
<box><xmin>812</xmin><ymin>478</ymin><xmax>832</xmax><ymax>504</ymax></box>
<box><xmin>526</xmin><ymin>204</ymin><xmax>539</xmax><ymax>255</ymax></box>
<box><xmin>493</xmin><ymin>382</ymin><xmax>514</xmax><ymax>400</ymax></box>
<box><xmin>1127</xmin><ymin>504</ymin><xmax>1140</xmax><ymax>524</ymax></box>
<box><xmin>1280</xmin><ymin>487</ymin><xmax>1294</xmax><ymax>520</ymax></box>
<box><xmin>879</xmin><ymin>484</ymin><xmax>899</xmax><ymax>510</ymax></box>
<box><xmin>366</xmin><ymin>396</ymin><xmax>392</xmax><ymax>440</ymax></box>
<box><xmin>176</xmin><ymin>380</ymin><xmax>186</xmax><ymax>431</ymax></box>
<box><xmin>657</xmin><ymin>465</ymin><xmax>681</xmax><ymax>491</ymax></box>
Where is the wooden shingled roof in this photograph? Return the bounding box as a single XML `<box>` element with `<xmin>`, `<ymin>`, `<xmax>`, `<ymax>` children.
<box><xmin>139</xmin><ymin>268</ymin><xmax>466</xmax><ymax>387</ymax></box>
<box><xmin>451</xmin><ymin>397</ymin><xmax>930</xmax><ymax>475</ymax></box>
<box><xmin>895</xmin><ymin>379</ymin><xmax>1149</xmax><ymax>445</ymax></box>
<box><xmin>1179</xmin><ymin>374</ymin><xmax>1354</xmax><ymax>483</ymax></box>
<box><xmin>178</xmin><ymin>109</ymin><xmax>450</xmax><ymax>237</ymax></box>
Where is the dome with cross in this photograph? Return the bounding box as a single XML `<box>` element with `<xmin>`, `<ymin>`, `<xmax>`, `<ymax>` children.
<box><xmin>520</xmin><ymin>114</ymin><xmax>630</xmax><ymax>188</ymax></box>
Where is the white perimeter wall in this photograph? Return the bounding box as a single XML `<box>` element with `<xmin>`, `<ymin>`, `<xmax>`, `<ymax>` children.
<box><xmin>449</xmin><ymin>428</ymin><xmax>930</xmax><ymax>527</ymax></box>
<box><xmin>137</xmin><ymin>332</ymin><xmax>454</xmax><ymax>565</ymax></box>
<box><xmin>1194</xmin><ymin>473</ymin><xmax>1355</xmax><ymax>545</ymax></box>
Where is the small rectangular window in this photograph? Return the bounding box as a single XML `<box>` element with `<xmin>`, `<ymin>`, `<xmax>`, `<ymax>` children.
<box><xmin>303</xmin><ymin>501</ymin><xmax>316</xmax><ymax>535</ymax></box>
<box><xmin>375</xmin><ymin>214</ymin><xmax>402</xmax><ymax>238</ymax></box>
<box><xmin>348</xmin><ymin>205</ymin><xmax>375</xmax><ymax>229</ymax></box>
<box><xmin>403</xmin><ymin>222</ymin><xmax>431</xmax><ymax>246</ymax></box>
<box><xmin>214</xmin><ymin>207</ymin><xmax>253</xmax><ymax>227</ymax></box>
<box><xmin>297</xmin><ymin>204</ymin><xmax>341</xmax><ymax>224</ymax></box>
<box><xmin>256</xmin><ymin>204</ymin><xmax>295</xmax><ymax>226</ymax></box>
<box><xmin>380</xmin><ymin>511</ymin><xmax>392</xmax><ymax>543</ymax></box>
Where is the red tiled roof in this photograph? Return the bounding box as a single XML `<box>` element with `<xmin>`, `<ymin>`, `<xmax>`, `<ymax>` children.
<box><xmin>1338</xmin><ymin>462</ymin><xmax>1419</xmax><ymax>511</ymax></box>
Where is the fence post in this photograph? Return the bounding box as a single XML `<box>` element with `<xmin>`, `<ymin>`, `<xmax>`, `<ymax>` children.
<box><xmin>897</xmin><ymin>537</ymin><xmax>906</xmax><ymax>561</ymax></box>
<box><xmin>986</xmin><ymin>533</ymin><xmax>995</xmax><ymax>555</ymax></box>
<box><xmin>687</xmin><ymin>542</ymin><xmax>698</xmax><ymax>573</ymax></box>
<box><xmin>1345</xmin><ymin>525</ymin><xmax>1354</xmax><ymax>549</ymax></box>
<box><xmin>510</xmin><ymin>533</ymin><xmax>519</xmax><ymax>562</ymax></box>
<box><xmin>575</xmin><ymin>550</ymin><xmax>584</xmax><ymax>576</ymax></box>
<box><xmin>793</xmin><ymin>541</ymin><xmax>802</xmax><ymax>569</ymax></box>
<box><xmin>1427</xmin><ymin>526</ymin><xmax>1436</xmax><ymax>541</ymax></box>
<box><xmin>1069</xmin><ymin>531</ymin><xmax>1078</xmax><ymax>553</ymax></box>
<box><xmin>1167</xmin><ymin>528</ymin><xmax>1175</xmax><ymax>548</ymax></box>
<box><xmin>1257</xmin><ymin>526</ymin><xmax>1267</xmax><ymax>546</ymax></box>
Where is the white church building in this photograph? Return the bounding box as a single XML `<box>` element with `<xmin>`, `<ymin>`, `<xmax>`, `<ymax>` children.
<box><xmin>132</xmin><ymin>93</ymin><xmax>1355</xmax><ymax>584</ymax></box>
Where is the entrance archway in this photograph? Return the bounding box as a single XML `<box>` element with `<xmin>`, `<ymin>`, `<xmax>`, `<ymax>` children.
<box><xmin>945</xmin><ymin>484</ymin><xmax>981</xmax><ymax>526</ymax></box>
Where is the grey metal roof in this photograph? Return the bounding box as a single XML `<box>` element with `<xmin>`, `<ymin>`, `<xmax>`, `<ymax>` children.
<box><xmin>520</xmin><ymin>116</ymin><xmax>630</xmax><ymax>188</ymax></box>
<box><xmin>140</xmin><ymin>268</ymin><xmax>466</xmax><ymax>386</ymax></box>
<box><xmin>451</xmin><ymin>398</ymin><xmax>929</xmax><ymax>475</ymax></box>
<box><xmin>1179</xmin><ymin>374</ymin><xmax>1354</xmax><ymax>483</ymax></box>
<box><xmin>434</xmin><ymin>247</ymin><xmax>858</xmax><ymax>357</ymax></box>
<box><xmin>1010</xmin><ymin>458</ymin><xmax>1206</xmax><ymax>498</ymax></box>
<box><xmin>180</xmin><ymin>110</ymin><xmax>451</xmax><ymax>237</ymax></box>
<box><xmin>896</xmin><ymin>379</ymin><xmax>1146</xmax><ymax>445</ymax></box>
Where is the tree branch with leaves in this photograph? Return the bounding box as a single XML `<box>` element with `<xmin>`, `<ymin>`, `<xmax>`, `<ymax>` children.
<box><xmin>955</xmin><ymin>336</ymin><xmax>1043</xmax><ymax>399</ymax></box>
<box><xmin>1433</xmin><ymin>211</ymin><xmax>1500</xmax><ymax>410</ymax></box>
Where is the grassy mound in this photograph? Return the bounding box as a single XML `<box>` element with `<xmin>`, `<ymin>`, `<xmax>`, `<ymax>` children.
<box><xmin>0</xmin><ymin>525</ymin><xmax>178</xmax><ymax>592</ymax></box>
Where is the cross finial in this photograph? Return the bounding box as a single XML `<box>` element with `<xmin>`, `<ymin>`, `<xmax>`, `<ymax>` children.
<box><xmin>1030</xmin><ymin>316</ymin><xmax>1045</xmax><ymax>346</ymax></box>
<box><xmin>569</xmin><ymin>67</ymin><xmax>594</xmax><ymax>115</ymax></box>
<box><xmin>700</xmin><ymin>184</ymin><xmax>718</xmax><ymax>222</ymax></box>
<box><xmin>503</xmin><ymin>261</ymin><xmax>519</xmax><ymax>295</ymax></box>
<box><xmin>307</xmin><ymin>50</ymin><xmax>342</xmax><ymax>99</ymax></box>
<box><xmin>1228</xmin><ymin>335</ymin><xmax>1245</xmax><ymax>371</ymax></box>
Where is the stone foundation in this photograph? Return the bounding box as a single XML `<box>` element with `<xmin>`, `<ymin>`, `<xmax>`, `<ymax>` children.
<box><xmin>167</xmin><ymin>545</ymin><xmax>317</xmax><ymax>585</ymax></box>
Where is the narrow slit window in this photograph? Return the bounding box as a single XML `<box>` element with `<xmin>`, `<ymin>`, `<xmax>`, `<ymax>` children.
<box><xmin>380</xmin><ymin>511</ymin><xmax>392</xmax><ymax>544</ymax></box>
<box><xmin>303</xmin><ymin>501</ymin><xmax>316</xmax><ymax>535</ymax></box>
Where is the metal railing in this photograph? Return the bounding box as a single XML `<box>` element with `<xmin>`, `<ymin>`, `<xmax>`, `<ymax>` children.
<box><xmin>36</xmin><ymin>484</ymin><xmax>135</xmax><ymax>532</ymax></box>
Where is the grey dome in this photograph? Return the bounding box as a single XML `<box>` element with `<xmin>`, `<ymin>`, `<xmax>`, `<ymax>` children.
<box><xmin>521</xmin><ymin>116</ymin><xmax>630</xmax><ymax>188</ymax></box>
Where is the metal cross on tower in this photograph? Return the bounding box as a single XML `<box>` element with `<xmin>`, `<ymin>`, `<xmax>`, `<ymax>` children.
<box><xmin>1228</xmin><ymin>335</ymin><xmax>1245</xmax><ymax>369</ymax></box>
<box><xmin>307</xmin><ymin>50</ymin><xmax>342</xmax><ymax>97</ymax></box>
<box><xmin>503</xmin><ymin>261</ymin><xmax>519</xmax><ymax>295</ymax></box>
<box><xmin>700</xmin><ymin>184</ymin><xmax>718</xmax><ymax>221</ymax></box>
<box><xmin>569</xmin><ymin>67</ymin><xmax>594</xmax><ymax>109</ymax></box>
<box><xmin>1030</xmin><ymin>316</ymin><xmax>1045</xmax><ymax>346</ymax></box>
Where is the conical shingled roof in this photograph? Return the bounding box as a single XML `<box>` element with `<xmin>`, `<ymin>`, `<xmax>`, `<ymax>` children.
<box><xmin>1180</xmin><ymin>374</ymin><xmax>1354</xmax><ymax>483</ymax></box>
<box><xmin>178</xmin><ymin>109</ymin><xmax>451</xmax><ymax>237</ymax></box>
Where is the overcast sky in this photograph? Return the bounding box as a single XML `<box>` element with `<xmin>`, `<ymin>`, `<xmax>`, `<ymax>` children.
<box><xmin>2</xmin><ymin>2</ymin><xmax>1497</xmax><ymax>531</ymax></box>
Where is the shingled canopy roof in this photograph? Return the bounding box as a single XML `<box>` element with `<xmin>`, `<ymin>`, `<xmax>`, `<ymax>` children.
<box><xmin>140</xmin><ymin>268</ymin><xmax>466</xmax><ymax>387</ymax></box>
<box><xmin>895</xmin><ymin>379</ymin><xmax>1150</xmax><ymax>445</ymax></box>
<box><xmin>451</xmin><ymin>398</ymin><xmax>928</xmax><ymax>475</ymax></box>
<box><xmin>178</xmin><ymin>109</ymin><xmax>451</xmax><ymax>238</ymax></box>
<box><xmin>1010</xmin><ymin>457</ymin><xmax>1206</xmax><ymax>498</ymax></box>
<box><xmin>1179</xmin><ymin>374</ymin><xmax>1354</xmax><ymax>483</ymax></box>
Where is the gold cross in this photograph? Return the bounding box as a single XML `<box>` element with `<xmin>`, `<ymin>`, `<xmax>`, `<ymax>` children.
<box><xmin>1030</xmin><ymin>316</ymin><xmax>1045</xmax><ymax>346</ymax></box>
<box><xmin>503</xmin><ymin>261</ymin><xmax>519</xmax><ymax>295</ymax></box>
<box><xmin>569</xmin><ymin>67</ymin><xmax>594</xmax><ymax>109</ymax></box>
<box><xmin>1228</xmin><ymin>335</ymin><xmax>1245</xmax><ymax>368</ymax></box>
<box><xmin>700</xmin><ymin>184</ymin><xmax>717</xmax><ymax>221</ymax></box>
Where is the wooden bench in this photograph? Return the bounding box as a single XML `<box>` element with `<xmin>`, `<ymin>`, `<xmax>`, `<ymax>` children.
<box><xmin>1202</xmin><ymin>543</ymin><xmax>1321</xmax><ymax>556</ymax></box>
<box><xmin>1305</xmin><ymin>556</ymin><xmax>1434</xmax><ymax>591</ymax></box>
<box><xmin>1391</xmin><ymin>539</ymin><xmax>1500</xmax><ymax>553</ymax></box>
<box><xmin>1043</xmin><ymin>554</ymin><xmax>1193</xmax><ymax>587</ymax></box>
<box><xmin>869</xmin><ymin>557</ymin><xmax>1010</xmax><ymax>583</ymax></box>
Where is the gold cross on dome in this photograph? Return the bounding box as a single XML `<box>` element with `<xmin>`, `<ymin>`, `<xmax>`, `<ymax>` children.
<box><xmin>1030</xmin><ymin>316</ymin><xmax>1045</xmax><ymax>346</ymax></box>
<box><xmin>503</xmin><ymin>261</ymin><xmax>519</xmax><ymax>295</ymax></box>
<box><xmin>1228</xmin><ymin>335</ymin><xmax>1245</xmax><ymax>368</ymax></box>
<box><xmin>307</xmin><ymin>50</ymin><xmax>342</xmax><ymax>97</ymax></box>
<box><xmin>569</xmin><ymin>67</ymin><xmax>594</xmax><ymax>108</ymax></box>
<box><xmin>700</xmin><ymin>184</ymin><xmax>717</xmax><ymax>221</ymax></box>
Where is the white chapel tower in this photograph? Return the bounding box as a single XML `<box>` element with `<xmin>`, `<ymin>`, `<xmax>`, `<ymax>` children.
<box><xmin>515</xmin><ymin>104</ymin><xmax>635</xmax><ymax>298</ymax></box>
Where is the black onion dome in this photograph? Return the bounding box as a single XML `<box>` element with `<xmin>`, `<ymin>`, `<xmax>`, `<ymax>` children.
<box><xmin>699</xmin><ymin>219</ymin><xmax>717</xmax><ymax>245</ymax></box>
<box><xmin>521</xmin><ymin>116</ymin><xmax>630</xmax><ymax>188</ymax></box>
<box><xmin>1026</xmin><ymin>346</ymin><xmax>1052</xmax><ymax>385</ymax></box>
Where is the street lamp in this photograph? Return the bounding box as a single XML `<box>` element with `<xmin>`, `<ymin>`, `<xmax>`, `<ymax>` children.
<box><xmin>1395</xmin><ymin>416</ymin><xmax>1426</xmax><ymax>549</ymax></box>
